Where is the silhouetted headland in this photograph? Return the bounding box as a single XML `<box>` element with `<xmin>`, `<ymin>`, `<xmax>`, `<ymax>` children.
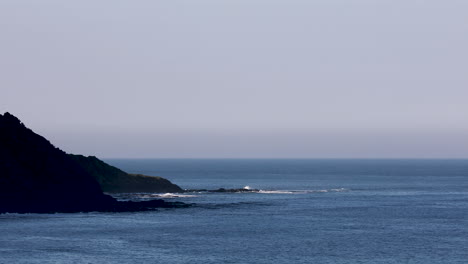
<box><xmin>0</xmin><ymin>112</ymin><xmax>188</xmax><ymax>213</ymax></box>
<box><xmin>68</xmin><ymin>154</ymin><xmax>183</xmax><ymax>193</ymax></box>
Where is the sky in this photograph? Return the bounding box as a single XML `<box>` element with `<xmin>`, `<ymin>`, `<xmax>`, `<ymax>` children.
<box><xmin>1</xmin><ymin>0</ymin><xmax>467</xmax><ymax>158</ymax></box>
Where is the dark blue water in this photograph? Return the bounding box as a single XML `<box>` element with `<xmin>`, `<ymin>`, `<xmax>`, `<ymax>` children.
<box><xmin>1</xmin><ymin>159</ymin><xmax>467</xmax><ymax>263</ymax></box>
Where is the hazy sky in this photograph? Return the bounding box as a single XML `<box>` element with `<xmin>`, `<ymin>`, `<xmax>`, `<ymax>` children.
<box><xmin>2</xmin><ymin>0</ymin><xmax>467</xmax><ymax>158</ymax></box>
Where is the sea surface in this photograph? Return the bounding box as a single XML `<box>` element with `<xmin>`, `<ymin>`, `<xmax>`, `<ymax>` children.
<box><xmin>1</xmin><ymin>159</ymin><xmax>467</xmax><ymax>264</ymax></box>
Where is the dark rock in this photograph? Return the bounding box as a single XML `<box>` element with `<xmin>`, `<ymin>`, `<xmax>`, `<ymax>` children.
<box><xmin>0</xmin><ymin>112</ymin><xmax>189</xmax><ymax>213</ymax></box>
<box><xmin>68</xmin><ymin>155</ymin><xmax>183</xmax><ymax>193</ymax></box>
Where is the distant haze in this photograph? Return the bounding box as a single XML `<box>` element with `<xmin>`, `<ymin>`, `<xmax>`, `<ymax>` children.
<box><xmin>2</xmin><ymin>0</ymin><xmax>467</xmax><ymax>158</ymax></box>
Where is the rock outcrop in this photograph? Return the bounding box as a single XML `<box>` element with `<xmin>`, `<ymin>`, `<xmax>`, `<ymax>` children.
<box><xmin>0</xmin><ymin>112</ymin><xmax>187</xmax><ymax>213</ymax></box>
<box><xmin>68</xmin><ymin>154</ymin><xmax>183</xmax><ymax>193</ymax></box>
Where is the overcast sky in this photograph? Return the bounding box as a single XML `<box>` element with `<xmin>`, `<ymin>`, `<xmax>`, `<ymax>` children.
<box><xmin>1</xmin><ymin>0</ymin><xmax>467</xmax><ymax>158</ymax></box>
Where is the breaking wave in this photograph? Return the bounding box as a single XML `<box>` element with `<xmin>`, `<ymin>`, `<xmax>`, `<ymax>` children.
<box><xmin>256</xmin><ymin>188</ymin><xmax>348</xmax><ymax>194</ymax></box>
<box><xmin>143</xmin><ymin>193</ymin><xmax>198</xmax><ymax>198</ymax></box>
<box><xmin>112</xmin><ymin>188</ymin><xmax>349</xmax><ymax>202</ymax></box>
<box><xmin>258</xmin><ymin>190</ymin><xmax>295</xmax><ymax>194</ymax></box>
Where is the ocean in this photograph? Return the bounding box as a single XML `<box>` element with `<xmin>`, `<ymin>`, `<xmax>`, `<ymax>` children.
<box><xmin>1</xmin><ymin>159</ymin><xmax>467</xmax><ymax>263</ymax></box>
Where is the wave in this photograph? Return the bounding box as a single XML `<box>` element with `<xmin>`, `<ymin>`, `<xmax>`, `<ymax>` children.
<box><xmin>258</xmin><ymin>190</ymin><xmax>295</xmax><ymax>194</ymax></box>
<box><xmin>143</xmin><ymin>193</ymin><xmax>198</xmax><ymax>198</ymax></box>
<box><xmin>112</xmin><ymin>188</ymin><xmax>349</xmax><ymax>201</ymax></box>
<box><xmin>330</xmin><ymin>188</ymin><xmax>347</xmax><ymax>192</ymax></box>
<box><xmin>256</xmin><ymin>188</ymin><xmax>348</xmax><ymax>194</ymax></box>
<box><xmin>113</xmin><ymin>193</ymin><xmax>198</xmax><ymax>200</ymax></box>
<box><xmin>184</xmin><ymin>186</ymin><xmax>348</xmax><ymax>194</ymax></box>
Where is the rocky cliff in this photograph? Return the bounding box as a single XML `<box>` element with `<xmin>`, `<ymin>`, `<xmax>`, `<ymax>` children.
<box><xmin>68</xmin><ymin>154</ymin><xmax>183</xmax><ymax>193</ymax></box>
<box><xmin>0</xmin><ymin>112</ymin><xmax>186</xmax><ymax>213</ymax></box>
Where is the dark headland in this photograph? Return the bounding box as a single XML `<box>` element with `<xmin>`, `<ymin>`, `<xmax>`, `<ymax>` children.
<box><xmin>68</xmin><ymin>154</ymin><xmax>183</xmax><ymax>193</ymax></box>
<box><xmin>0</xmin><ymin>112</ymin><xmax>188</xmax><ymax>213</ymax></box>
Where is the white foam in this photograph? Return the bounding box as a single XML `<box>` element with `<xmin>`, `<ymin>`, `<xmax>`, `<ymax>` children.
<box><xmin>140</xmin><ymin>193</ymin><xmax>198</xmax><ymax>199</ymax></box>
<box><xmin>255</xmin><ymin>188</ymin><xmax>349</xmax><ymax>194</ymax></box>
<box><xmin>159</xmin><ymin>193</ymin><xmax>198</xmax><ymax>198</ymax></box>
<box><xmin>330</xmin><ymin>188</ymin><xmax>347</xmax><ymax>192</ymax></box>
<box><xmin>303</xmin><ymin>188</ymin><xmax>348</xmax><ymax>193</ymax></box>
<box><xmin>258</xmin><ymin>190</ymin><xmax>294</xmax><ymax>194</ymax></box>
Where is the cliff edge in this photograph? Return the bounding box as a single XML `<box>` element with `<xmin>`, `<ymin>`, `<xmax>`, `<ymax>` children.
<box><xmin>0</xmin><ymin>112</ymin><xmax>186</xmax><ymax>213</ymax></box>
<box><xmin>68</xmin><ymin>154</ymin><xmax>183</xmax><ymax>193</ymax></box>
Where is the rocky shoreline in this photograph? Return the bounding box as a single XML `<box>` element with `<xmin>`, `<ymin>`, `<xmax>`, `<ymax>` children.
<box><xmin>0</xmin><ymin>112</ymin><xmax>189</xmax><ymax>214</ymax></box>
<box><xmin>0</xmin><ymin>196</ymin><xmax>191</xmax><ymax>214</ymax></box>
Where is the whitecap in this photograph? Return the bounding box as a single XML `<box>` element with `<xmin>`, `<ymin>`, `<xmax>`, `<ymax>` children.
<box><xmin>138</xmin><ymin>193</ymin><xmax>198</xmax><ymax>199</ymax></box>
<box><xmin>157</xmin><ymin>193</ymin><xmax>198</xmax><ymax>198</ymax></box>
<box><xmin>256</xmin><ymin>188</ymin><xmax>349</xmax><ymax>194</ymax></box>
<box><xmin>330</xmin><ymin>188</ymin><xmax>347</xmax><ymax>192</ymax></box>
<box><xmin>258</xmin><ymin>190</ymin><xmax>294</xmax><ymax>194</ymax></box>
